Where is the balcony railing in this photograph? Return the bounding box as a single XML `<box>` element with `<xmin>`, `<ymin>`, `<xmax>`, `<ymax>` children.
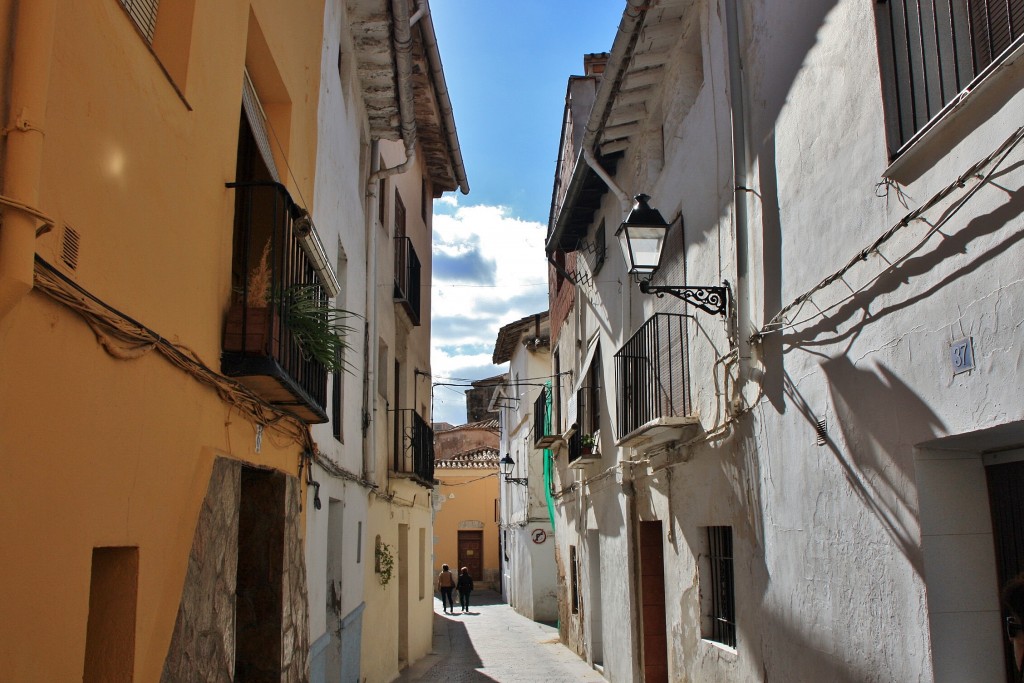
<box><xmin>393</xmin><ymin>237</ymin><xmax>421</xmax><ymax>325</ymax></box>
<box><xmin>221</xmin><ymin>181</ymin><xmax>329</xmax><ymax>424</ymax></box>
<box><xmin>533</xmin><ymin>385</ymin><xmax>559</xmax><ymax>447</ymax></box>
<box><xmin>394</xmin><ymin>409</ymin><xmax>435</xmax><ymax>485</ymax></box>
<box><xmin>614</xmin><ymin>313</ymin><xmax>693</xmax><ymax>443</ymax></box>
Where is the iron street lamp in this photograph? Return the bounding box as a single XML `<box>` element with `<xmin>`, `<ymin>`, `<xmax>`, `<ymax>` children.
<box><xmin>615</xmin><ymin>194</ymin><xmax>729</xmax><ymax>317</ymax></box>
<box><xmin>499</xmin><ymin>454</ymin><xmax>528</xmax><ymax>486</ymax></box>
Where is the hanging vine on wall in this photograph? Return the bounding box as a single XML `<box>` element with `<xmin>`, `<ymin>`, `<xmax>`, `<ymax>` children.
<box><xmin>375</xmin><ymin>538</ymin><xmax>395</xmax><ymax>587</ymax></box>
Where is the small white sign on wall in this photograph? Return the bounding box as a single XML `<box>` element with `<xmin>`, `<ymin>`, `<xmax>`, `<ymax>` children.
<box><xmin>950</xmin><ymin>337</ymin><xmax>975</xmax><ymax>375</ymax></box>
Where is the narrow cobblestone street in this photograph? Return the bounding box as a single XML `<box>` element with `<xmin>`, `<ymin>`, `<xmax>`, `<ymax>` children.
<box><xmin>393</xmin><ymin>590</ymin><xmax>606</xmax><ymax>682</ymax></box>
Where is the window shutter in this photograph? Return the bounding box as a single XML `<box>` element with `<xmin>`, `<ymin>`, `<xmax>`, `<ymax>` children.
<box><xmin>241</xmin><ymin>69</ymin><xmax>281</xmax><ymax>182</ymax></box>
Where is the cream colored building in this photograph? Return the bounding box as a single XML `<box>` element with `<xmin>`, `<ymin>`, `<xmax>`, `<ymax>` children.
<box><xmin>433</xmin><ymin>421</ymin><xmax>501</xmax><ymax>590</ymax></box>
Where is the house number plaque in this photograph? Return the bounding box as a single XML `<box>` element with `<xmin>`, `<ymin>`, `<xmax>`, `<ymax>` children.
<box><xmin>950</xmin><ymin>337</ymin><xmax>975</xmax><ymax>375</ymax></box>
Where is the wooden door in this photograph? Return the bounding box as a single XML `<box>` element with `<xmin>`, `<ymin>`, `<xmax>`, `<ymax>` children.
<box><xmin>987</xmin><ymin>460</ymin><xmax>1024</xmax><ymax>683</ymax></box>
<box><xmin>639</xmin><ymin>521</ymin><xmax>668</xmax><ymax>683</ymax></box>
<box><xmin>457</xmin><ymin>530</ymin><xmax>483</xmax><ymax>582</ymax></box>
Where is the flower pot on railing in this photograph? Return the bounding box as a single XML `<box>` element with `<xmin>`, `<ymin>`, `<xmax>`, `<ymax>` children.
<box><xmin>223</xmin><ymin>303</ymin><xmax>280</xmax><ymax>355</ymax></box>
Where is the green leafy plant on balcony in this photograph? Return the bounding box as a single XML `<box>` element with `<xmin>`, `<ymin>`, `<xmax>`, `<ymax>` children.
<box><xmin>230</xmin><ymin>241</ymin><xmax>357</xmax><ymax>374</ymax></box>
<box><xmin>284</xmin><ymin>284</ymin><xmax>356</xmax><ymax>375</ymax></box>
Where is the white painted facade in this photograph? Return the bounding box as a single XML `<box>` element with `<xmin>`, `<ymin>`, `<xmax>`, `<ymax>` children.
<box><xmin>543</xmin><ymin>1</ymin><xmax>1024</xmax><ymax>682</ymax></box>
<box><xmin>306</xmin><ymin>2</ymin><xmax>374</xmax><ymax>679</ymax></box>
<box><xmin>306</xmin><ymin>1</ymin><xmax>468</xmax><ymax>680</ymax></box>
<box><xmin>493</xmin><ymin>313</ymin><xmax>560</xmax><ymax>623</ymax></box>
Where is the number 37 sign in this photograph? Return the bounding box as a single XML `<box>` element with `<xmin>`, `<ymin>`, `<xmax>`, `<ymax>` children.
<box><xmin>950</xmin><ymin>337</ymin><xmax>975</xmax><ymax>375</ymax></box>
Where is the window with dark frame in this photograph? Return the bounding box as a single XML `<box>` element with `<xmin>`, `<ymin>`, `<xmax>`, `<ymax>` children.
<box><xmin>589</xmin><ymin>220</ymin><xmax>607</xmax><ymax>274</ymax></box>
<box><xmin>378</xmin><ymin>165</ymin><xmax>387</xmax><ymax>230</ymax></box>
<box><xmin>585</xmin><ymin>350</ymin><xmax>601</xmax><ymax>437</ymax></box>
<box><xmin>394</xmin><ymin>191</ymin><xmax>406</xmax><ymax>239</ymax></box>
<box><xmin>702</xmin><ymin>525</ymin><xmax>736</xmax><ymax>648</ymax></box>
<box><xmin>877</xmin><ymin>0</ymin><xmax>1024</xmax><ymax>155</ymax></box>
<box><xmin>570</xmin><ymin>545</ymin><xmax>580</xmax><ymax>615</ymax></box>
<box><xmin>332</xmin><ymin>345</ymin><xmax>344</xmax><ymax>441</ymax></box>
<box><xmin>553</xmin><ymin>351</ymin><xmax>562</xmax><ymax>437</ymax></box>
<box><xmin>554</xmin><ymin>250</ymin><xmax>567</xmax><ymax>291</ymax></box>
<box><xmin>421</xmin><ymin>178</ymin><xmax>429</xmax><ymax>222</ymax></box>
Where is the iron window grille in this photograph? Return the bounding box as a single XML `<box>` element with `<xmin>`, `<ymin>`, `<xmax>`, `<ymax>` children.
<box><xmin>223</xmin><ymin>181</ymin><xmax>330</xmax><ymax>420</ymax></box>
<box><xmin>614</xmin><ymin>313</ymin><xmax>691</xmax><ymax>440</ymax></box>
<box><xmin>879</xmin><ymin>0</ymin><xmax>1024</xmax><ymax>154</ymax></box>
<box><xmin>705</xmin><ymin>526</ymin><xmax>736</xmax><ymax>648</ymax></box>
<box><xmin>569</xmin><ymin>545</ymin><xmax>580</xmax><ymax>615</ymax></box>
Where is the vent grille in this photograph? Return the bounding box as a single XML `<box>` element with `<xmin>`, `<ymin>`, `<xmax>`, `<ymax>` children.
<box><xmin>815</xmin><ymin>418</ymin><xmax>828</xmax><ymax>446</ymax></box>
<box><xmin>61</xmin><ymin>225</ymin><xmax>80</xmax><ymax>271</ymax></box>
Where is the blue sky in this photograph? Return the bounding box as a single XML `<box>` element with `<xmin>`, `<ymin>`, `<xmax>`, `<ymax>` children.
<box><xmin>427</xmin><ymin>1</ymin><xmax>623</xmax><ymax>425</ymax></box>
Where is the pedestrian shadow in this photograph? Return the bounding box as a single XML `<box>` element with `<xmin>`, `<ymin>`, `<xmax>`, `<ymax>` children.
<box><xmin>456</xmin><ymin>589</ymin><xmax>505</xmax><ymax>607</ymax></box>
<box><xmin>400</xmin><ymin>608</ymin><xmax>497</xmax><ymax>682</ymax></box>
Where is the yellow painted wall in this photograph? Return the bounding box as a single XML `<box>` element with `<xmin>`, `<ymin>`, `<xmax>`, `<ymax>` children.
<box><xmin>361</xmin><ymin>488</ymin><xmax>434</xmax><ymax>680</ymax></box>
<box><xmin>0</xmin><ymin>1</ymin><xmax>324</xmax><ymax>680</ymax></box>
<box><xmin>433</xmin><ymin>467</ymin><xmax>501</xmax><ymax>587</ymax></box>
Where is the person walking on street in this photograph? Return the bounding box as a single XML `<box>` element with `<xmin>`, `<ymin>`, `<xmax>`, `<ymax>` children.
<box><xmin>436</xmin><ymin>564</ymin><xmax>456</xmax><ymax>614</ymax></box>
<box><xmin>457</xmin><ymin>566</ymin><xmax>474</xmax><ymax>613</ymax></box>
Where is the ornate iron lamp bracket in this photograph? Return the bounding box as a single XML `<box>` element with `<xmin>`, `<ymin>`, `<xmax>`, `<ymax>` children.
<box><xmin>637</xmin><ymin>280</ymin><xmax>730</xmax><ymax>317</ymax></box>
<box><xmin>503</xmin><ymin>475</ymin><xmax>528</xmax><ymax>486</ymax></box>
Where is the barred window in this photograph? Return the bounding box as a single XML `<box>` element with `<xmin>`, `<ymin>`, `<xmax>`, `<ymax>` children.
<box><xmin>701</xmin><ymin>526</ymin><xmax>736</xmax><ymax>648</ymax></box>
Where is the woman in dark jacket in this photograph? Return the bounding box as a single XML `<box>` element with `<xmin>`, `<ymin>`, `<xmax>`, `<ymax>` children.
<box><xmin>456</xmin><ymin>566</ymin><xmax>474</xmax><ymax>613</ymax></box>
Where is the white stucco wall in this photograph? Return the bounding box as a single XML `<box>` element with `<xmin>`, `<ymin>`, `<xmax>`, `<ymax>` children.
<box><xmin>497</xmin><ymin>319</ymin><xmax>559</xmax><ymax>622</ymax></box>
<box><xmin>307</xmin><ymin>1</ymin><xmax>372</xmax><ymax>679</ymax></box>
<box><xmin>546</xmin><ymin>0</ymin><xmax>1024</xmax><ymax>681</ymax></box>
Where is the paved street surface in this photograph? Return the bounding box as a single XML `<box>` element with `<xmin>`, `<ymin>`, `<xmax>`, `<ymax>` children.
<box><xmin>393</xmin><ymin>590</ymin><xmax>606</xmax><ymax>682</ymax></box>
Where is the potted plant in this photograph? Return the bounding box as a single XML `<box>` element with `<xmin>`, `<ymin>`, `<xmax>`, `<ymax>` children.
<box><xmin>580</xmin><ymin>432</ymin><xmax>597</xmax><ymax>456</ymax></box>
<box><xmin>224</xmin><ymin>242</ymin><xmax>356</xmax><ymax>373</ymax></box>
<box><xmin>224</xmin><ymin>240</ymin><xmax>277</xmax><ymax>354</ymax></box>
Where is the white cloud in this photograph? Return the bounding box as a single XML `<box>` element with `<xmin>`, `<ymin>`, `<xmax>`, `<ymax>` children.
<box><xmin>436</xmin><ymin>194</ymin><xmax>459</xmax><ymax>209</ymax></box>
<box><xmin>429</xmin><ymin>200</ymin><xmax>549</xmax><ymax>423</ymax></box>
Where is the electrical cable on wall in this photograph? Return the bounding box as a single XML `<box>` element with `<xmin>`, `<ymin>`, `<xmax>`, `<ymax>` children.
<box><xmin>755</xmin><ymin>125</ymin><xmax>1024</xmax><ymax>340</ymax></box>
<box><xmin>33</xmin><ymin>255</ymin><xmax>376</xmax><ymax>492</ymax></box>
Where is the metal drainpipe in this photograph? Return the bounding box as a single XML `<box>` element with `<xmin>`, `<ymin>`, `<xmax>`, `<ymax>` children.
<box><xmin>363</xmin><ymin>141</ymin><xmax>381</xmax><ymax>481</ymax></box>
<box><xmin>0</xmin><ymin>0</ymin><xmax>58</xmax><ymax>321</ymax></box>
<box><xmin>369</xmin><ymin>0</ymin><xmax>417</xmax><ymax>183</ymax></box>
<box><xmin>725</xmin><ymin>0</ymin><xmax>752</xmax><ymax>378</ymax></box>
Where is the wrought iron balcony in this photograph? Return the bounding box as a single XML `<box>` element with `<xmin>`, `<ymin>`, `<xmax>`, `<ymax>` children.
<box><xmin>533</xmin><ymin>385</ymin><xmax>559</xmax><ymax>448</ymax></box>
<box><xmin>393</xmin><ymin>236</ymin><xmax>421</xmax><ymax>326</ymax></box>
<box><xmin>614</xmin><ymin>313</ymin><xmax>700</xmax><ymax>447</ymax></box>
<box><xmin>221</xmin><ymin>181</ymin><xmax>329</xmax><ymax>424</ymax></box>
<box><xmin>394</xmin><ymin>409</ymin><xmax>435</xmax><ymax>485</ymax></box>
